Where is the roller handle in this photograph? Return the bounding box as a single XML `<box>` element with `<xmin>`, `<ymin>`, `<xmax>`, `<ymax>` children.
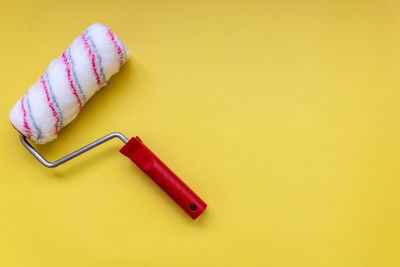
<box><xmin>120</xmin><ymin>137</ymin><xmax>207</xmax><ymax>219</ymax></box>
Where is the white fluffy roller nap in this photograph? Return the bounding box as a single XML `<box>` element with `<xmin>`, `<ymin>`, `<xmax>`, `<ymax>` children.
<box><xmin>9</xmin><ymin>23</ymin><xmax>130</xmax><ymax>144</ymax></box>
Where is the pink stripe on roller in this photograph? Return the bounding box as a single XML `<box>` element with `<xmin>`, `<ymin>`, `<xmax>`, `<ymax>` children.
<box><xmin>107</xmin><ymin>29</ymin><xmax>124</xmax><ymax>67</ymax></box>
<box><xmin>81</xmin><ymin>33</ymin><xmax>102</xmax><ymax>86</ymax></box>
<box><xmin>21</xmin><ymin>96</ymin><xmax>32</xmax><ymax>139</ymax></box>
<box><xmin>40</xmin><ymin>75</ymin><xmax>61</xmax><ymax>134</ymax></box>
<box><xmin>62</xmin><ymin>52</ymin><xmax>83</xmax><ymax>110</ymax></box>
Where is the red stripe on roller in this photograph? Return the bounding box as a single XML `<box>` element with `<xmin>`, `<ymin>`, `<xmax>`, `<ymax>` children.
<box><xmin>40</xmin><ymin>75</ymin><xmax>60</xmax><ymax>134</ymax></box>
<box><xmin>62</xmin><ymin>52</ymin><xmax>83</xmax><ymax>110</ymax></box>
<box><xmin>107</xmin><ymin>29</ymin><xmax>124</xmax><ymax>67</ymax></box>
<box><xmin>81</xmin><ymin>34</ymin><xmax>102</xmax><ymax>86</ymax></box>
<box><xmin>21</xmin><ymin>96</ymin><xmax>32</xmax><ymax>139</ymax></box>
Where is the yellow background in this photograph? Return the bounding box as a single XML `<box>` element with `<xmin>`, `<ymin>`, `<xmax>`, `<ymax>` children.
<box><xmin>1</xmin><ymin>0</ymin><xmax>400</xmax><ymax>266</ymax></box>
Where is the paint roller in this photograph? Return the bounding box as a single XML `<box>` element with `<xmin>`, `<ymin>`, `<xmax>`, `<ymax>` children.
<box><xmin>9</xmin><ymin>23</ymin><xmax>207</xmax><ymax>219</ymax></box>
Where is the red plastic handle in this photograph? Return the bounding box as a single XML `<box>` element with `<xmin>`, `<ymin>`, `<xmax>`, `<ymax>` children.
<box><xmin>120</xmin><ymin>137</ymin><xmax>207</xmax><ymax>219</ymax></box>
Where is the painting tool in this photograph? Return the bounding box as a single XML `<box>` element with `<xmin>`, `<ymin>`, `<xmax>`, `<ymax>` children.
<box><xmin>10</xmin><ymin>23</ymin><xmax>206</xmax><ymax>219</ymax></box>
